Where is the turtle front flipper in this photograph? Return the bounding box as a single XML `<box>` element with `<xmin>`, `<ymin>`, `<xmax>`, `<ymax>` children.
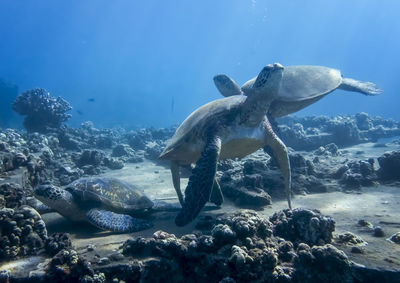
<box><xmin>213</xmin><ymin>74</ymin><xmax>243</xmax><ymax>97</ymax></box>
<box><xmin>263</xmin><ymin>117</ymin><xmax>292</xmax><ymax>209</ymax></box>
<box><xmin>175</xmin><ymin>135</ymin><xmax>222</xmax><ymax>226</ymax></box>
<box><xmin>171</xmin><ymin>160</ymin><xmax>185</xmax><ymax>206</ymax></box>
<box><xmin>210</xmin><ymin>178</ymin><xmax>224</xmax><ymax>206</ymax></box>
<box><xmin>26</xmin><ymin>197</ymin><xmax>55</xmax><ymax>214</ymax></box>
<box><xmin>86</xmin><ymin>208</ymin><xmax>153</xmax><ymax>233</ymax></box>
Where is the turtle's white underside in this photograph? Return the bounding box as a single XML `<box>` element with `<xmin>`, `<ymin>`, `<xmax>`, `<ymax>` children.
<box><xmin>179</xmin><ymin>124</ymin><xmax>265</xmax><ymax>164</ymax></box>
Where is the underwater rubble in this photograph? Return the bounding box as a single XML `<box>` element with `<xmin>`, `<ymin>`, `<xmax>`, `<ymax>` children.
<box><xmin>1</xmin><ymin>112</ymin><xmax>400</xmax><ymax>282</ymax></box>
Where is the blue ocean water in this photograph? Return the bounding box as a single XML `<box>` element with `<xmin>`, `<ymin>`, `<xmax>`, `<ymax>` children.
<box><xmin>0</xmin><ymin>0</ymin><xmax>399</xmax><ymax>129</ymax></box>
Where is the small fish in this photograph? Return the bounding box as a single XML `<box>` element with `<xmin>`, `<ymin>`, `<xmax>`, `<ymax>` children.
<box><xmin>76</xmin><ymin>110</ymin><xmax>83</xmax><ymax>115</ymax></box>
<box><xmin>88</xmin><ymin>98</ymin><xmax>95</xmax><ymax>102</ymax></box>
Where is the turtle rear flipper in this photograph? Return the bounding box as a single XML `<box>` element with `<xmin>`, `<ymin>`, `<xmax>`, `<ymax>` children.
<box><xmin>86</xmin><ymin>208</ymin><xmax>153</xmax><ymax>232</ymax></box>
<box><xmin>152</xmin><ymin>200</ymin><xmax>181</xmax><ymax>212</ymax></box>
<box><xmin>339</xmin><ymin>78</ymin><xmax>382</xmax><ymax>95</ymax></box>
<box><xmin>175</xmin><ymin>135</ymin><xmax>221</xmax><ymax>226</ymax></box>
<box><xmin>210</xmin><ymin>178</ymin><xmax>223</xmax><ymax>206</ymax></box>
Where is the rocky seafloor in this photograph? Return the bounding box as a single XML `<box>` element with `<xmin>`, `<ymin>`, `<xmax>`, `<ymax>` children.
<box><xmin>1</xmin><ymin>112</ymin><xmax>400</xmax><ymax>282</ymax></box>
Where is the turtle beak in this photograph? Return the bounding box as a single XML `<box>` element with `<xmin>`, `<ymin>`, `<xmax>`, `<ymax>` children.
<box><xmin>273</xmin><ymin>63</ymin><xmax>284</xmax><ymax>70</ymax></box>
<box><xmin>266</xmin><ymin>63</ymin><xmax>283</xmax><ymax>70</ymax></box>
<box><xmin>136</xmin><ymin>196</ymin><xmax>154</xmax><ymax>210</ymax></box>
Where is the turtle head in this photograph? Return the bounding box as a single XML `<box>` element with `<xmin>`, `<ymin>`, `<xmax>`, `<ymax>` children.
<box><xmin>244</xmin><ymin>63</ymin><xmax>284</xmax><ymax>98</ymax></box>
<box><xmin>34</xmin><ymin>184</ymin><xmax>73</xmax><ymax>211</ymax></box>
<box><xmin>241</xmin><ymin>63</ymin><xmax>284</xmax><ymax>125</ymax></box>
<box><xmin>131</xmin><ymin>195</ymin><xmax>154</xmax><ymax>211</ymax></box>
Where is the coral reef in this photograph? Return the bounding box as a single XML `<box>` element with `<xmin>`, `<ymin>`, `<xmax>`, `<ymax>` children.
<box><xmin>126</xmin><ymin>127</ymin><xmax>175</xmax><ymax>162</ymax></box>
<box><xmin>119</xmin><ymin>210</ymin><xmax>361</xmax><ymax>283</ymax></box>
<box><xmin>112</xmin><ymin>143</ymin><xmax>135</xmax><ymax>158</ymax></box>
<box><xmin>12</xmin><ymin>88</ymin><xmax>72</xmax><ymax>133</ymax></box>
<box><xmin>337</xmin><ymin>159</ymin><xmax>377</xmax><ymax>189</ymax></box>
<box><xmin>0</xmin><ymin>183</ymin><xmax>27</xmax><ymax>208</ymax></box>
<box><xmin>278</xmin><ymin>113</ymin><xmax>400</xmax><ymax>150</ymax></box>
<box><xmin>1</xmin><ymin>113</ymin><xmax>398</xmax><ymax>203</ymax></box>
<box><xmin>0</xmin><ymin>123</ymin><xmax>152</xmax><ymax>188</ymax></box>
<box><xmin>217</xmin><ymin>146</ymin><xmax>340</xmax><ymax>206</ymax></box>
<box><xmin>0</xmin><ymin>206</ymin><xmax>47</xmax><ymax>261</ymax></box>
<box><xmin>293</xmin><ymin>244</ymin><xmax>353</xmax><ymax>283</ymax></box>
<box><xmin>336</xmin><ymin>232</ymin><xmax>367</xmax><ymax>246</ymax></box>
<box><xmin>218</xmin><ymin>150</ymin><xmax>318</xmax><ymax>206</ymax></box>
<box><xmin>45</xmin><ymin>233</ymin><xmax>73</xmax><ymax>256</ymax></box>
<box><xmin>219</xmin><ymin>156</ymin><xmax>274</xmax><ymax>206</ymax></box>
<box><xmin>0</xmin><ymin>129</ymin><xmax>30</xmax><ymax>175</ymax></box>
<box><xmin>45</xmin><ymin>249</ymin><xmax>95</xmax><ymax>282</ymax></box>
<box><xmin>1</xmin><ymin>207</ymin><xmax>399</xmax><ymax>281</ymax></box>
<box><xmin>0</xmin><ymin>113</ymin><xmax>399</xmax><ymax>281</ymax></box>
<box><xmin>377</xmin><ymin>150</ymin><xmax>400</xmax><ymax>181</ymax></box>
<box><xmin>270</xmin><ymin>208</ymin><xmax>335</xmax><ymax>246</ymax></box>
<box><xmin>122</xmin><ymin>211</ymin><xmax>291</xmax><ymax>282</ymax></box>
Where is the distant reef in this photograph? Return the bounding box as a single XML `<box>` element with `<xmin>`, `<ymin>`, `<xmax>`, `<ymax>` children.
<box><xmin>12</xmin><ymin>88</ymin><xmax>72</xmax><ymax>133</ymax></box>
<box><xmin>277</xmin><ymin>112</ymin><xmax>400</xmax><ymax>150</ymax></box>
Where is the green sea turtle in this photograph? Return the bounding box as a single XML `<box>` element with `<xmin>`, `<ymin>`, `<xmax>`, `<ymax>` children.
<box><xmin>214</xmin><ymin>65</ymin><xmax>382</xmax><ymax>118</ymax></box>
<box><xmin>34</xmin><ymin>177</ymin><xmax>179</xmax><ymax>233</ymax></box>
<box><xmin>159</xmin><ymin>63</ymin><xmax>291</xmax><ymax>226</ymax></box>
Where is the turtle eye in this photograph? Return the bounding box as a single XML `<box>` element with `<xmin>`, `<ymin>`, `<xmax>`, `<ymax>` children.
<box><xmin>35</xmin><ymin>185</ymin><xmax>51</xmax><ymax>197</ymax></box>
<box><xmin>135</xmin><ymin>196</ymin><xmax>153</xmax><ymax>209</ymax></box>
<box><xmin>34</xmin><ymin>186</ymin><xmax>44</xmax><ymax>197</ymax></box>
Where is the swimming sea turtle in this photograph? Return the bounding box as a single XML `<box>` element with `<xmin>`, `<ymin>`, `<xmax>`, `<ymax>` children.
<box><xmin>160</xmin><ymin>63</ymin><xmax>291</xmax><ymax>226</ymax></box>
<box><xmin>34</xmin><ymin>177</ymin><xmax>179</xmax><ymax>233</ymax></box>
<box><xmin>214</xmin><ymin>65</ymin><xmax>382</xmax><ymax>118</ymax></box>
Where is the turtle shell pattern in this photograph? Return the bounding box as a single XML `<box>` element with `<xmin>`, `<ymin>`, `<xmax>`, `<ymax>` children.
<box><xmin>65</xmin><ymin>177</ymin><xmax>153</xmax><ymax>213</ymax></box>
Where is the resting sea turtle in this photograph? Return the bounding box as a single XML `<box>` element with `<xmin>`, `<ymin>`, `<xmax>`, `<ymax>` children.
<box><xmin>159</xmin><ymin>63</ymin><xmax>291</xmax><ymax>226</ymax></box>
<box><xmin>34</xmin><ymin>177</ymin><xmax>179</xmax><ymax>233</ymax></box>
<box><xmin>214</xmin><ymin>65</ymin><xmax>382</xmax><ymax>118</ymax></box>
